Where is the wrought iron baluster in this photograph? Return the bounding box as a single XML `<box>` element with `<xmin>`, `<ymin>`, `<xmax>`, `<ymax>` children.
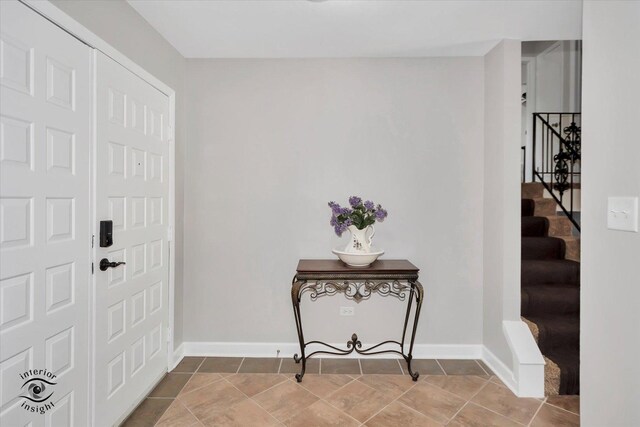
<box><xmin>530</xmin><ymin>112</ymin><xmax>581</xmax><ymax>232</ymax></box>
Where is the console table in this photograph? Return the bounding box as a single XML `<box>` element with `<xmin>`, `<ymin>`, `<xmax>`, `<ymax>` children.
<box><xmin>291</xmin><ymin>259</ymin><xmax>423</xmax><ymax>382</ymax></box>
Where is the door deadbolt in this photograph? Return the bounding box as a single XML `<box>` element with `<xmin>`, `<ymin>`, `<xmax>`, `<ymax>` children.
<box><xmin>100</xmin><ymin>220</ymin><xmax>113</xmax><ymax>247</ymax></box>
<box><xmin>99</xmin><ymin>258</ymin><xmax>126</xmax><ymax>271</ymax></box>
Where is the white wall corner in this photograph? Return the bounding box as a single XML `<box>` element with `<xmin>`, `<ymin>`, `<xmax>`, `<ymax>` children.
<box><xmin>503</xmin><ymin>320</ymin><xmax>545</xmax><ymax>397</ymax></box>
<box><xmin>170</xmin><ymin>342</ymin><xmax>185</xmax><ymax>371</ymax></box>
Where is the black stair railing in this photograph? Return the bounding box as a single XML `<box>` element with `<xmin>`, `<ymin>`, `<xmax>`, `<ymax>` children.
<box><xmin>531</xmin><ymin>112</ymin><xmax>581</xmax><ymax>232</ymax></box>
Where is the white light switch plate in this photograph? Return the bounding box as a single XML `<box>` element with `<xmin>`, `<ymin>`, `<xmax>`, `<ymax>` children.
<box><xmin>607</xmin><ymin>197</ymin><xmax>639</xmax><ymax>232</ymax></box>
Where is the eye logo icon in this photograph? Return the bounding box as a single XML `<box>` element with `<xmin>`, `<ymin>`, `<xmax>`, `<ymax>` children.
<box><xmin>20</xmin><ymin>378</ymin><xmax>56</xmax><ymax>403</ymax></box>
<box><xmin>18</xmin><ymin>369</ymin><xmax>58</xmax><ymax>414</ymax></box>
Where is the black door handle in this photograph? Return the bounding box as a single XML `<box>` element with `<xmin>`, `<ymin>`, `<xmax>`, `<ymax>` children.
<box><xmin>100</xmin><ymin>258</ymin><xmax>126</xmax><ymax>271</ymax></box>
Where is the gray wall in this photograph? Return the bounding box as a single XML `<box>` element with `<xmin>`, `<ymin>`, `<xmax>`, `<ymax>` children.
<box><xmin>184</xmin><ymin>58</ymin><xmax>485</xmax><ymax>348</ymax></box>
<box><xmin>581</xmin><ymin>1</ymin><xmax>640</xmax><ymax>425</ymax></box>
<box><xmin>51</xmin><ymin>0</ymin><xmax>187</xmax><ymax>345</ymax></box>
<box><xmin>482</xmin><ymin>40</ymin><xmax>522</xmax><ymax>368</ymax></box>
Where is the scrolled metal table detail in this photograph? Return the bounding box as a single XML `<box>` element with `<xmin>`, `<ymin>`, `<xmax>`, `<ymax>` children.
<box><xmin>302</xmin><ymin>279</ymin><xmax>410</xmax><ymax>302</ymax></box>
<box><xmin>290</xmin><ymin>262</ymin><xmax>423</xmax><ymax>382</ymax></box>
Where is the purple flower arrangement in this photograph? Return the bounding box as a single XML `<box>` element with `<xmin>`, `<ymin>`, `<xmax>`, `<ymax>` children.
<box><xmin>328</xmin><ymin>196</ymin><xmax>388</xmax><ymax>236</ymax></box>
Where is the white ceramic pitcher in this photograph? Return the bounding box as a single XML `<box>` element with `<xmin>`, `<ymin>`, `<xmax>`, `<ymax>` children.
<box><xmin>344</xmin><ymin>225</ymin><xmax>375</xmax><ymax>253</ymax></box>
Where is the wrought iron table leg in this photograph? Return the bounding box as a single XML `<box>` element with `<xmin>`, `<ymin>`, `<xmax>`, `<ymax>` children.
<box><xmin>291</xmin><ymin>278</ymin><xmax>307</xmax><ymax>382</ymax></box>
<box><xmin>401</xmin><ymin>285</ymin><xmax>415</xmax><ymax>352</ymax></box>
<box><xmin>405</xmin><ymin>280</ymin><xmax>424</xmax><ymax>380</ymax></box>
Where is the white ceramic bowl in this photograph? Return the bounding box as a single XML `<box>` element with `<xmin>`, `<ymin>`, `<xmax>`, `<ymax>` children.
<box><xmin>332</xmin><ymin>247</ymin><xmax>384</xmax><ymax>267</ymax></box>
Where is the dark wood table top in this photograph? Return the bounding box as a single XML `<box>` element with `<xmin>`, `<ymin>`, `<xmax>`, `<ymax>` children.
<box><xmin>296</xmin><ymin>259</ymin><xmax>418</xmax><ymax>275</ymax></box>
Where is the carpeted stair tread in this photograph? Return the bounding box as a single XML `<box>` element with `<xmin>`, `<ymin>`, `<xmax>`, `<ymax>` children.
<box><xmin>547</xmin><ymin>216</ymin><xmax>574</xmax><ymax>237</ymax></box>
<box><xmin>522</xmin><ymin>314</ymin><xmax>579</xmax><ymax>352</ymax></box>
<box><xmin>521</xmin><ymin>259</ymin><xmax>580</xmax><ymax>286</ymax></box>
<box><xmin>522</xmin><ymin>199</ymin><xmax>535</xmax><ymax>217</ymax></box>
<box><xmin>559</xmin><ymin>236</ymin><xmax>580</xmax><ymax>262</ymax></box>
<box><xmin>522</xmin><ymin>216</ymin><xmax>549</xmax><ymax>237</ymax></box>
<box><xmin>521</xmin><ymin>284</ymin><xmax>580</xmax><ymax>316</ymax></box>
<box><xmin>521</xmin><ymin>185</ymin><xmax>580</xmax><ymax>395</ymax></box>
<box><xmin>522</xmin><ymin>182</ymin><xmax>545</xmax><ymax>199</ymax></box>
<box><xmin>545</xmin><ymin>348</ymin><xmax>580</xmax><ymax>395</ymax></box>
<box><xmin>532</xmin><ymin>198</ymin><xmax>557</xmax><ymax>216</ymax></box>
<box><xmin>522</xmin><ymin>237</ymin><xmax>566</xmax><ymax>260</ymax></box>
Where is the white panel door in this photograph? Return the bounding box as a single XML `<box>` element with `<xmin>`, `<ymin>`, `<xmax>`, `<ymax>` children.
<box><xmin>0</xmin><ymin>2</ymin><xmax>91</xmax><ymax>426</ymax></box>
<box><xmin>536</xmin><ymin>42</ymin><xmax>565</xmax><ymax>113</ymax></box>
<box><xmin>93</xmin><ymin>52</ymin><xmax>169</xmax><ymax>426</ymax></box>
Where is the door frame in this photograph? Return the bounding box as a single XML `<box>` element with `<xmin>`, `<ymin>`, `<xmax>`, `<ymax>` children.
<box><xmin>18</xmin><ymin>0</ymin><xmax>177</xmax><ymax>421</ymax></box>
<box><xmin>521</xmin><ymin>55</ymin><xmax>536</xmax><ymax>182</ymax></box>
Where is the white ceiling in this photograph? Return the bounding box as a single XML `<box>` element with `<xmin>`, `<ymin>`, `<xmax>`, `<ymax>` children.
<box><xmin>127</xmin><ymin>0</ymin><xmax>583</xmax><ymax>58</ymax></box>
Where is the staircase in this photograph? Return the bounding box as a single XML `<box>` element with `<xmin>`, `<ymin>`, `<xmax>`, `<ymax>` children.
<box><xmin>521</xmin><ymin>182</ymin><xmax>580</xmax><ymax>395</ymax></box>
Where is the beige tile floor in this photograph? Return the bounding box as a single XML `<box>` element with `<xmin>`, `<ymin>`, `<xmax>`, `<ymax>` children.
<box><xmin>121</xmin><ymin>357</ymin><xmax>579</xmax><ymax>427</ymax></box>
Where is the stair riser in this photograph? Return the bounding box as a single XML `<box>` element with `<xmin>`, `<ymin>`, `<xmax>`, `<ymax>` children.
<box><xmin>537</xmin><ymin>329</ymin><xmax>580</xmax><ymax>353</ymax></box>
<box><xmin>547</xmin><ymin>216</ymin><xmax>574</xmax><ymax>237</ymax></box>
<box><xmin>545</xmin><ymin>352</ymin><xmax>580</xmax><ymax>395</ymax></box>
<box><xmin>522</xmin><ymin>288</ymin><xmax>580</xmax><ymax>316</ymax></box>
<box><xmin>524</xmin><ymin>317</ymin><xmax>580</xmax><ymax>350</ymax></box>
<box><xmin>522</xmin><ymin>199</ymin><xmax>535</xmax><ymax>217</ymax></box>
<box><xmin>522</xmin><ymin>217</ymin><xmax>549</xmax><ymax>237</ymax></box>
<box><xmin>522</xmin><ymin>238</ymin><xmax>565</xmax><ymax>260</ymax></box>
<box><xmin>521</xmin><ymin>261</ymin><xmax>580</xmax><ymax>286</ymax></box>
<box><xmin>522</xmin><ymin>183</ymin><xmax>544</xmax><ymax>199</ymax></box>
<box><xmin>533</xmin><ymin>198</ymin><xmax>557</xmax><ymax>216</ymax></box>
<box><xmin>561</xmin><ymin>237</ymin><xmax>580</xmax><ymax>262</ymax></box>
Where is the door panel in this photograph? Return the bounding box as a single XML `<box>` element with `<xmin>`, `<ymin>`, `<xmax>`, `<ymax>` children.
<box><xmin>94</xmin><ymin>52</ymin><xmax>169</xmax><ymax>426</ymax></box>
<box><xmin>536</xmin><ymin>42</ymin><xmax>565</xmax><ymax>113</ymax></box>
<box><xmin>0</xmin><ymin>2</ymin><xmax>91</xmax><ymax>426</ymax></box>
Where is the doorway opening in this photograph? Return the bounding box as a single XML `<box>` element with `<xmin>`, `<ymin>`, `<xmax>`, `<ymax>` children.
<box><xmin>520</xmin><ymin>40</ymin><xmax>582</xmax><ymax>396</ymax></box>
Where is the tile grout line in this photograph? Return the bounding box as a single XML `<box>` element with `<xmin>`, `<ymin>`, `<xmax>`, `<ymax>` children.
<box><xmin>358</xmin><ymin>377</ymin><xmax>420</xmax><ymax>425</ymax></box>
<box><xmin>246</xmin><ymin>385</ymin><xmax>292</xmax><ymax>426</ymax></box>
<box><xmin>177</xmin><ymin>397</ymin><xmax>205</xmax><ymax>427</ymax></box>
<box><xmin>458</xmin><ymin>375</ymin><xmax>535</xmax><ymax>425</ymax></box>
<box><xmin>223</xmin><ymin>373</ymin><xmax>288</xmax><ymax>400</ymax></box>
<box><xmin>195</xmin><ymin>358</ymin><xmax>206</xmax><ymax>372</ymax></box>
<box><xmin>319</xmin><ymin>387</ymin><xmax>376</xmax><ymax>426</ymax></box>
<box><xmin>421</xmin><ymin>376</ymin><xmax>490</xmax><ymax>403</ymax></box>
<box><xmin>435</xmin><ymin>359</ymin><xmax>447</xmax><ymax>375</ymax></box>
<box><xmin>166</xmin><ymin>368</ymin><xmax>200</xmax><ymax>426</ymax></box>
<box><xmin>527</xmin><ymin>402</ymin><xmax>544</xmax><ymax>427</ymax></box>
<box><xmin>177</xmin><ymin>373</ymin><xmax>225</xmax><ymax>398</ymax></box>
<box><xmin>396</xmin><ymin>358</ymin><xmax>405</xmax><ymax>375</ymax></box>
<box><xmin>205</xmin><ymin>375</ymin><xmax>287</xmax><ymax>426</ymax></box>
<box><xmin>173</xmin><ymin>370</ymin><xmax>196</xmax><ymax>397</ymax></box>
<box><xmin>235</xmin><ymin>357</ymin><xmax>245</xmax><ymax>374</ymax></box>
<box><xmin>150</xmin><ymin>387</ymin><xmax>182</xmax><ymax>425</ymax></box>
<box><xmin>277</xmin><ymin>357</ymin><xmax>283</xmax><ymax>374</ymax></box>
<box><xmin>150</xmin><ymin>368</ymin><xmax>198</xmax><ymax>425</ymax></box>
<box><xmin>468</xmin><ymin>400</ymin><xmax>530</xmax><ymax>426</ymax></box>
<box><xmin>474</xmin><ymin>359</ymin><xmax>490</xmax><ymax>376</ymax></box>
<box><xmin>544</xmin><ymin>399</ymin><xmax>580</xmax><ymax>417</ymax></box>
<box><xmin>302</xmin><ymin>374</ymin><xmax>358</xmax><ymax>400</ymax></box>
<box><xmin>394</xmin><ymin>399</ymin><xmax>445</xmax><ymax>426</ymax></box>
<box><xmin>358</xmin><ymin>358</ymin><xmax>363</xmax><ymax>376</ymax></box>
<box><xmin>444</xmin><ymin>377</ymin><xmax>491</xmax><ymax>424</ymax></box>
<box><xmin>320</xmin><ymin>397</ymin><xmax>367</xmax><ymax>427</ymax></box>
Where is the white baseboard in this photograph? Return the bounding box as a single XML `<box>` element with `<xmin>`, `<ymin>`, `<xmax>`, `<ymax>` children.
<box><xmin>481</xmin><ymin>346</ymin><xmax>519</xmax><ymax>394</ymax></box>
<box><xmin>182</xmin><ymin>341</ymin><xmax>483</xmax><ymax>359</ymax></box>
<box><xmin>169</xmin><ymin>342</ymin><xmax>185</xmax><ymax>371</ymax></box>
<box><xmin>503</xmin><ymin>320</ymin><xmax>545</xmax><ymax>397</ymax></box>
